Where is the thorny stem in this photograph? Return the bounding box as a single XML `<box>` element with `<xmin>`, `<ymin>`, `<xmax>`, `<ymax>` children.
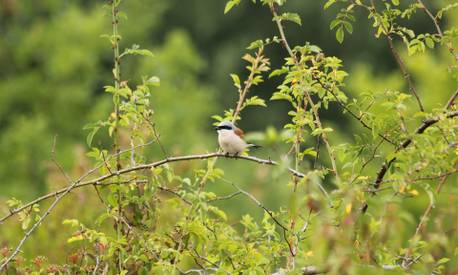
<box><xmin>110</xmin><ymin>0</ymin><xmax>124</xmax><ymax>271</ymax></box>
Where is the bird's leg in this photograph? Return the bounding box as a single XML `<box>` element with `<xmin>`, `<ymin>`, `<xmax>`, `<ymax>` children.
<box><xmin>224</xmin><ymin>152</ymin><xmax>230</xmax><ymax>158</ymax></box>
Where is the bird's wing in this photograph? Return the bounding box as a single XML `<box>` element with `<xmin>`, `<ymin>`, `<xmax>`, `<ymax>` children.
<box><xmin>234</xmin><ymin>127</ymin><xmax>244</xmax><ymax>138</ymax></box>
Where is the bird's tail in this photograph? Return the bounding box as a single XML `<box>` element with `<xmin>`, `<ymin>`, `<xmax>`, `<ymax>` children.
<box><xmin>247</xmin><ymin>143</ymin><xmax>262</xmax><ymax>149</ymax></box>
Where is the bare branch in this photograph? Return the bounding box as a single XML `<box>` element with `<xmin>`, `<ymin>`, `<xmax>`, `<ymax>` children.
<box><xmin>207</xmin><ymin>191</ymin><xmax>242</xmax><ymax>202</ymax></box>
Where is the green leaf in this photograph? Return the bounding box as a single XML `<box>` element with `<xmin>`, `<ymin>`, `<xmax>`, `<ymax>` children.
<box><xmin>425</xmin><ymin>37</ymin><xmax>435</xmax><ymax>48</ymax></box>
<box><xmin>122</xmin><ymin>45</ymin><xmax>154</xmax><ymax>58</ymax></box>
<box><xmin>85</xmin><ymin>126</ymin><xmax>100</xmax><ymax>147</ymax></box>
<box><xmin>243</xmin><ymin>96</ymin><xmax>267</xmax><ymax>107</ymax></box>
<box><xmin>67</xmin><ymin>235</ymin><xmax>84</xmax><ymax>243</ymax></box>
<box><xmin>224</xmin><ymin>0</ymin><xmax>241</xmax><ymax>14</ymax></box>
<box><xmin>209</xmin><ymin>206</ymin><xmax>228</xmax><ymax>221</ymax></box>
<box><xmin>247</xmin><ymin>39</ymin><xmax>264</xmax><ymax>50</ymax></box>
<box><xmin>230</xmin><ymin>73</ymin><xmax>241</xmax><ymax>89</ymax></box>
<box><xmin>311</xmin><ymin>127</ymin><xmax>334</xmax><ymax>136</ymax></box>
<box><xmin>275</xmin><ymin>12</ymin><xmax>302</xmax><ymax>26</ymax></box>
<box><xmin>302</xmin><ymin>147</ymin><xmax>317</xmax><ymax>157</ymax></box>
<box><xmin>330</xmin><ymin>19</ymin><xmax>340</xmax><ymax>30</ymax></box>
<box><xmin>324</xmin><ymin>0</ymin><xmax>336</xmax><ymax>10</ymax></box>
<box><xmin>146</xmin><ymin>76</ymin><xmax>160</xmax><ymax>87</ymax></box>
<box><xmin>63</xmin><ymin>219</ymin><xmax>80</xmax><ymax>227</ymax></box>
<box><xmin>336</xmin><ymin>26</ymin><xmax>345</xmax><ymax>43</ymax></box>
<box><xmin>270</xmin><ymin>92</ymin><xmax>293</xmax><ymax>102</ymax></box>
<box><xmin>269</xmin><ymin>68</ymin><xmax>288</xmax><ymax>78</ymax></box>
<box><xmin>343</xmin><ymin>21</ymin><xmax>353</xmax><ymax>34</ymax></box>
<box><xmin>437</xmin><ymin>258</ymin><xmax>450</xmax><ymax>265</ymax></box>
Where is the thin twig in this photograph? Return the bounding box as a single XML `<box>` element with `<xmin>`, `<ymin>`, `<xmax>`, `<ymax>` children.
<box><xmin>387</xmin><ymin>36</ymin><xmax>425</xmax><ymax>112</ymax></box>
<box><xmin>142</xmin><ymin>113</ymin><xmax>169</xmax><ymax>158</ymax></box>
<box><xmin>445</xmin><ymin>89</ymin><xmax>458</xmax><ymax>110</ymax></box>
<box><xmin>220</xmin><ymin>178</ymin><xmax>289</xmax><ymax>232</ymax></box>
<box><xmin>414</xmin><ymin>176</ymin><xmax>448</xmax><ymax>237</ymax></box>
<box><xmin>416</xmin><ymin>0</ymin><xmax>458</xmax><ymax>63</ymax></box>
<box><xmin>220</xmin><ymin>178</ymin><xmax>297</xmax><ymax>260</ymax></box>
<box><xmin>315</xmin><ymin>78</ymin><xmax>397</xmax><ymax>146</ymax></box>
<box><xmin>207</xmin><ymin>191</ymin><xmax>242</xmax><ymax>202</ymax></box>
<box><xmin>157</xmin><ymin>186</ymin><xmax>192</xmax><ymax>205</ymax></box>
<box><xmin>380</xmin><ymin>169</ymin><xmax>458</xmax><ymax>184</ymax></box>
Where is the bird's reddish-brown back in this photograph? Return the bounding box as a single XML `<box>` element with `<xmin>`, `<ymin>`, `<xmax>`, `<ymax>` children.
<box><xmin>234</xmin><ymin>127</ymin><xmax>244</xmax><ymax>138</ymax></box>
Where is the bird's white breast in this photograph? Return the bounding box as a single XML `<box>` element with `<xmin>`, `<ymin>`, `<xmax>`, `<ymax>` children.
<box><xmin>218</xmin><ymin>130</ymin><xmax>247</xmax><ymax>154</ymax></box>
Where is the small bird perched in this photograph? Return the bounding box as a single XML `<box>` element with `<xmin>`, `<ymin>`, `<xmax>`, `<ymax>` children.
<box><xmin>215</xmin><ymin>121</ymin><xmax>260</xmax><ymax>155</ymax></box>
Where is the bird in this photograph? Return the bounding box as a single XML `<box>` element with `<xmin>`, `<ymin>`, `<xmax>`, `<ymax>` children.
<box><xmin>214</xmin><ymin>121</ymin><xmax>260</xmax><ymax>156</ymax></box>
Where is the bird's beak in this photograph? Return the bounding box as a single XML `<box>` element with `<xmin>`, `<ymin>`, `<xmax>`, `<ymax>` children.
<box><xmin>214</xmin><ymin>126</ymin><xmax>220</xmax><ymax>130</ymax></box>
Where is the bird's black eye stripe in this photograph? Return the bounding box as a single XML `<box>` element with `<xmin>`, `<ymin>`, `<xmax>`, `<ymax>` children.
<box><xmin>218</xmin><ymin>126</ymin><xmax>232</xmax><ymax>130</ymax></box>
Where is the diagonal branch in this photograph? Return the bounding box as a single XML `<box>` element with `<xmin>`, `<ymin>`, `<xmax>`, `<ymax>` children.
<box><xmin>416</xmin><ymin>0</ymin><xmax>458</xmax><ymax>63</ymax></box>
<box><xmin>314</xmin><ymin>78</ymin><xmax>397</xmax><ymax>146</ymax></box>
<box><xmin>373</xmin><ymin>110</ymin><xmax>458</xmax><ymax>190</ymax></box>
<box><xmin>0</xmin><ymin>152</ymin><xmax>328</xmax><ymax>225</ymax></box>
<box><xmin>387</xmin><ymin>36</ymin><xmax>425</xmax><ymax>112</ymax></box>
<box><xmin>269</xmin><ymin>3</ymin><xmax>340</xmax><ymax>181</ymax></box>
<box><xmin>220</xmin><ymin>178</ymin><xmax>289</xmax><ymax>232</ymax></box>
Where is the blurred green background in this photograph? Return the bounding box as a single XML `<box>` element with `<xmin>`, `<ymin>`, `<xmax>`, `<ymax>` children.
<box><xmin>0</xmin><ymin>0</ymin><xmax>457</xmax><ymax>267</ymax></box>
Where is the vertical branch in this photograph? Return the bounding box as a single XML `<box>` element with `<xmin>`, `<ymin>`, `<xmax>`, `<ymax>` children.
<box><xmin>111</xmin><ymin>0</ymin><xmax>121</xmax><ymax>165</ymax></box>
<box><xmin>110</xmin><ymin>0</ymin><xmax>124</xmax><ymax>271</ymax></box>
<box><xmin>269</xmin><ymin>3</ymin><xmax>340</xmax><ymax>181</ymax></box>
<box><xmin>361</xmin><ymin>1</ymin><xmax>425</xmax><ymax>112</ymax></box>
<box><xmin>231</xmin><ymin>47</ymin><xmax>264</xmax><ymax>123</ymax></box>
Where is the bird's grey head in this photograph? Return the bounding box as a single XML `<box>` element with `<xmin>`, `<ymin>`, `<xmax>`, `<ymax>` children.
<box><xmin>215</xmin><ymin>121</ymin><xmax>234</xmax><ymax>132</ymax></box>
